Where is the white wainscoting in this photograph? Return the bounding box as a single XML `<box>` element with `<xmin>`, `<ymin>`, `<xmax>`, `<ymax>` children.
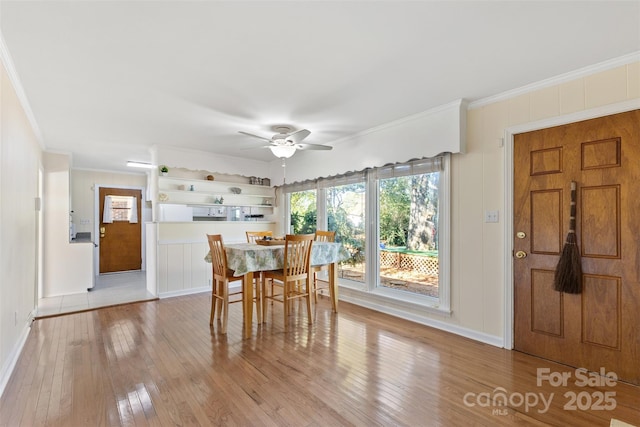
<box><xmin>156</xmin><ymin>241</ymin><xmax>212</xmax><ymax>297</ymax></box>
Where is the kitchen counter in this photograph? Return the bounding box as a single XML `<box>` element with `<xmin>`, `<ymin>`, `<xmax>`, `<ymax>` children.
<box><xmin>71</xmin><ymin>232</ymin><xmax>93</xmax><ymax>243</ymax></box>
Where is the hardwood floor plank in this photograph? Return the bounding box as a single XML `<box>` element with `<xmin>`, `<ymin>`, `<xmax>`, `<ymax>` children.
<box><xmin>2</xmin><ymin>293</ymin><xmax>639</xmax><ymax>427</ymax></box>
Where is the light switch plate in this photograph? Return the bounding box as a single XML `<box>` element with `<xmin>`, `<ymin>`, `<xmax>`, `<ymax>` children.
<box><xmin>485</xmin><ymin>210</ymin><xmax>499</xmax><ymax>223</ymax></box>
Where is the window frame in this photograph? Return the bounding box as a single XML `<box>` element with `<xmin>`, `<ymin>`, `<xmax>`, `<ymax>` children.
<box><xmin>283</xmin><ymin>154</ymin><xmax>451</xmax><ymax>314</ymax></box>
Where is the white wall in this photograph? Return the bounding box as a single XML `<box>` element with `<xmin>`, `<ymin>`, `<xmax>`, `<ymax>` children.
<box><xmin>155</xmin><ymin>145</ymin><xmax>270</xmax><ymax>180</ymax></box>
<box><xmin>42</xmin><ymin>153</ymin><xmax>93</xmax><ymax>297</ymax></box>
<box><xmin>0</xmin><ymin>57</ymin><xmax>41</xmax><ymax>396</ymax></box>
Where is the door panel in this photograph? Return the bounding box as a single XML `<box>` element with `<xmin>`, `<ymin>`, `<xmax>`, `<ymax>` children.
<box><xmin>581</xmin><ymin>185</ymin><xmax>619</xmax><ymax>258</ymax></box>
<box><xmin>582</xmin><ymin>274</ymin><xmax>620</xmax><ymax>350</ymax></box>
<box><xmin>99</xmin><ymin>187</ymin><xmax>142</xmax><ymax>273</ymax></box>
<box><xmin>530</xmin><ymin>269</ymin><xmax>563</xmax><ymax>337</ymax></box>
<box><xmin>514</xmin><ymin>110</ymin><xmax>640</xmax><ymax>385</ymax></box>
<box><xmin>530</xmin><ymin>190</ymin><xmax>562</xmax><ymax>254</ymax></box>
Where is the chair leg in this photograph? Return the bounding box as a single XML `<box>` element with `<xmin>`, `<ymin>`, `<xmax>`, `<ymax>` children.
<box><xmin>312</xmin><ymin>273</ymin><xmax>318</xmax><ymax>303</ymax></box>
<box><xmin>215</xmin><ymin>281</ymin><xmax>222</xmax><ymax>320</ymax></box>
<box><xmin>306</xmin><ymin>276</ymin><xmax>313</xmax><ymax>325</ymax></box>
<box><xmin>283</xmin><ymin>280</ymin><xmax>289</xmax><ymax>331</ymax></box>
<box><xmin>221</xmin><ymin>282</ymin><xmax>229</xmax><ymax>334</ymax></box>
<box><xmin>291</xmin><ymin>280</ymin><xmax>298</xmax><ymax>313</ymax></box>
<box><xmin>210</xmin><ymin>281</ymin><xmax>216</xmax><ymax>326</ymax></box>
<box><xmin>255</xmin><ymin>276</ymin><xmax>262</xmax><ymax>324</ymax></box>
<box><xmin>261</xmin><ymin>277</ymin><xmax>268</xmax><ymax>322</ymax></box>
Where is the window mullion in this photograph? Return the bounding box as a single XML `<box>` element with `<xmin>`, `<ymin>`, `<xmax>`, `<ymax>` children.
<box><xmin>316</xmin><ymin>186</ymin><xmax>327</xmax><ymax>230</ymax></box>
<box><xmin>365</xmin><ymin>170</ymin><xmax>379</xmax><ymax>292</ymax></box>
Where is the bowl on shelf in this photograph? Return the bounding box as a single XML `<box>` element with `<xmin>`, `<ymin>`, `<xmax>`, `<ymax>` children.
<box><xmin>229</xmin><ymin>187</ymin><xmax>242</xmax><ymax>194</ymax></box>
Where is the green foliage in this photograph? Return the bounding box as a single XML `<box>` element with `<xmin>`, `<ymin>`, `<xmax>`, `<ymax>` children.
<box><xmin>290</xmin><ymin>190</ymin><xmax>317</xmax><ymax>234</ymax></box>
<box><xmin>327</xmin><ymin>184</ymin><xmax>366</xmax><ymax>265</ymax></box>
<box><xmin>378</xmin><ymin>173</ymin><xmax>439</xmax><ymax>250</ymax></box>
<box><xmin>291</xmin><ymin>210</ymin><xmax>317</xmax><ymax>234</ymax></box>
<box><xmin>288</xmin><ymin>173</ymin><xmax>439</xmax><ymax>266</ymax></box>
<box><xmin>379</xmin><ymin>176</ymin><xmax>411</xmax><ymax>246</ymax></box>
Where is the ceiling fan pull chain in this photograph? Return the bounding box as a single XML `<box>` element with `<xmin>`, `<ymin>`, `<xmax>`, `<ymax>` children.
<box><xmin>282</xmin><ymin>157</ymin><xmax>287</xmax><ymax>184</ymax></box>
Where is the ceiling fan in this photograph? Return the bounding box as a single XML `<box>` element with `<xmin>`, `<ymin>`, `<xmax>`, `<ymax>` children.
<box><xmin>239</xmin><ymin>125</ymin><xmax>332</xmax><ymax>159</ymax></box>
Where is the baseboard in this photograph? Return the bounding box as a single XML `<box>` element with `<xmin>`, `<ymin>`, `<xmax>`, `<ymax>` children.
<box><xmin>339</xmin><ymin>292</ymin><xmax>504</xmax><ymax>348</ymax></box>
<box><xmin>0</xmin><ymin>321</ymin><xmax>32</xmax><ymax>399</ymax></box>
<box><xmin>159</xmin><ymin>286</ymin><xmax>211</xmax><ymax>299</ymax></box>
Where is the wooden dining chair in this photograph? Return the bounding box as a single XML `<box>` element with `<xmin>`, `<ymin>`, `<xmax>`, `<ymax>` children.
<box><xmin>207</xmin><ymin>234</ymin><xmax>261</xmax><ymax>334</ymax></box>
<box><xmin>246</xmin><ymin>230</ymin><xmax>274</xmax><ymax>297</ymax></box>
<box><xmin>262</xmin><ymin>234</ymin><xmax>314</xmax><ymax>330</ymax></box>
<box><xmin>246</xmin><ymin>230</ymin><xmax>273</xmax><ymax>243</ymax></box>
<box><xmin>310</xmin><ymin>230</ymin><xmax>336</xmax><ymax>303</ymax></box>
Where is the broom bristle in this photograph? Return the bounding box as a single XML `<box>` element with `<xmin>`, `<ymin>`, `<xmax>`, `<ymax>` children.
<box><xmin>553</xmin><ymin>234</ymin><xmax>582</xmax><ymax>294</ymax></box>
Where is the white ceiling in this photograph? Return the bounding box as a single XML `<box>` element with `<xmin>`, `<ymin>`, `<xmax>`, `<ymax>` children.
<box><xmin>1</xmin><ymin>1</ymin><xmax>639</xmax><ymax>173</ymax></box>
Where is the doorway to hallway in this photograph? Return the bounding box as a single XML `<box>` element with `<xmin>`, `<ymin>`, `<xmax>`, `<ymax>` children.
<box><xmin>36</xmin><ymin>271</ymin><xmax>156</xmax><ymax>318</ymax></box>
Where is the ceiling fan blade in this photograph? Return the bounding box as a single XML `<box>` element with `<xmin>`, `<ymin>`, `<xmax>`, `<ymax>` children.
<box><xmin>295</xmin><ymin>142</ymin><xmax>332</xmax><ymax>151</ymax></box>
<box><xmin>240</xmin><ymin>145</ymin><xmax>274</xmax><ymax>151</ymax></box>
<box><xmin>285</xmin><ymin>128</ymin><xmax>311</xmax><ymax>143</ymax></box>
<box><xmin>238</xmin><ymin>131</ymin><xmax>272</xmax><ymax>142</ymax></box>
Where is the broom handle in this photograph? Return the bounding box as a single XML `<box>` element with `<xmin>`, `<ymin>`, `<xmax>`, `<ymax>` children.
<box><xmin>569</xmin><ymin>181</ymin><xmax>576</xmax><ymax>233</ymax></box>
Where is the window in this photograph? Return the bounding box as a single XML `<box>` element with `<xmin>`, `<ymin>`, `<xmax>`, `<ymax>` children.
<box><xmin>326</xmin><ymin>182</ymin><xmax>366</xmax><ymax>285</ymax></box>
<box><xmin>104</xmin><ymin>195</ymin><xmax>137</xmax><ymax>222</ymax></box>
<box><xmin>377</xmin><ymin>169</ymin><xmax>440</xmax><ymax>298</ymax></box>
<box><xmin>290</xmin><ymin>189</ymin><xmax>317</xmax><ymax>234</ymax></box>
<box><xmin>283</xmin><ymin>154</ymin><xmax>450</xmax><ymax>312</ymax></box>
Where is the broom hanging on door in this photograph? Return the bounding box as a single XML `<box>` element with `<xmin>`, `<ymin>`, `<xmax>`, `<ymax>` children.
<box><xmin>553</xmin><ymin>181</ymin><xmax>582</xmax><ymax>294</ymax></box>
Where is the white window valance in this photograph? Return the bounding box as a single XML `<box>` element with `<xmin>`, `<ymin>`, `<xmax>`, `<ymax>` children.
<box><xmin>273</xmin><ymin>99</ymin><xmax>466</xmax><ymax>185</ymax></box>
<box><xmin>283</xmin><ymin>156</ymin><xmax>444</xmax><ymax>193</ymax></box>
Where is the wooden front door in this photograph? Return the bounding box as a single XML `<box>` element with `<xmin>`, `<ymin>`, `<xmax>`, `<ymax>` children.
<box><xmin>99</xmin><ymin>187</ymin><xmax>142</xmax><ymax>273</ymax></box>
<box><xmin>513</xmin><ymin>110</ymin><xmax>640</xmax><ymax>385</ymax></box>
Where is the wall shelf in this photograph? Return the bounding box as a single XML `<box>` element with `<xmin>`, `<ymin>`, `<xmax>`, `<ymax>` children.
<box><xmin>160</xmin><ymin>189</ymin><xmax>273</xmax><ymax>197</ymax></box>
<box><xmin>155</xmin><ymin>171</ymin><xmax>276</xmax><ymax>223</ymax></box>
<box><xmin>158</xmin><ymin>201</ymin><xmax>273</xmax><ymax>208</ymax></box>
<box><xmin>158</xmin><ymin>176</ymin><xmax>274</xmax><ymax>206</ymax></box>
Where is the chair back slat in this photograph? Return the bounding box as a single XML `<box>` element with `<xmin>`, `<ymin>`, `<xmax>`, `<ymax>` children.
<box><xmin>207</xmin><ymin>234</ymin><xmax>228</xmax><ymax>281</ymax></box>
<box><xmin>315</xmin><ymin>230</ymin><xmax>335</xmax><ymax>243</ymax></box>
<box><xmin>283</xmin><ymin>234</ymin><xmax>314</xmax><ymax>277</ymax></box>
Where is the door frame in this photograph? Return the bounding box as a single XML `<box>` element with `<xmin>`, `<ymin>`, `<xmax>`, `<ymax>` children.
<box><xmin>502</xmin><ymin>98</ymin><xmax>640</xmax><ymax>350</ymax></box>
<box><xmin>94</xmin><ymin>184</ymin><xmax>147</xmax><ymax>277</ymax></box>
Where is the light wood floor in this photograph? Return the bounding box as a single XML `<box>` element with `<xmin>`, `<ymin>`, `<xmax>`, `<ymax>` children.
<box><xmin>1</xmin><ymin>293</ymin><xmax>638</xmax><ymax>426</ymax></box>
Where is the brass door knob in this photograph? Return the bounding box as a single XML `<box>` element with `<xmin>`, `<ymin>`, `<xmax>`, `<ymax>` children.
<box><xmin>515</xmin><ymin>250</ymin><xmax>527</xmax><ymax>259</ymax></box>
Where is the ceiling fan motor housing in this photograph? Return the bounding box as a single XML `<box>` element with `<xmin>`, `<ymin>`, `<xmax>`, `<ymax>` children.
<box><xmin>271</xmin><ymin>126</ymin><xmax>295</xmax><ymax>145</ymax></box>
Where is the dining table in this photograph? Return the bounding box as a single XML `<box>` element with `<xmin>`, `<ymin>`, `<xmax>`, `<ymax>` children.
<box><xmin>204</xmin><ymin>240</ymin><xmax>347</xmax><ymax>338</ymax></box>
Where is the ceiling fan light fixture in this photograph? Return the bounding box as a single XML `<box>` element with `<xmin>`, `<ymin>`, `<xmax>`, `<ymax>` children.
<box><xmin>269</xmin><ymin>145</ymin><xmax>296</xmax><ymax>159</ymax></box>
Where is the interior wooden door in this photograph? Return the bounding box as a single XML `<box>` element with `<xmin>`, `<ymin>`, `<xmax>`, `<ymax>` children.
<box><xmin>99</xmin><ymin>187</ymin><xmax>142</xmax><ymax>273</ymax></box>
<box><xmin>513</xmin><ymin>110</ymin><xmax>640</xmax><ymax>385</ymax></box>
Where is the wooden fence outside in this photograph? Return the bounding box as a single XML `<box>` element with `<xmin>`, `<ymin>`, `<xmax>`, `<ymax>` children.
<box><xmin>380</xmin><ymin>250</ymin><xmax>439</xmax><ymax>275</ymax></box>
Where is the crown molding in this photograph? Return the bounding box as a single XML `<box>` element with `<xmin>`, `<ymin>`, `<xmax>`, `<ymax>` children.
<box><xmin>468</xmin><ymin>51</ymin><xmax>640</xmax><ymax>110</ymax></box>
